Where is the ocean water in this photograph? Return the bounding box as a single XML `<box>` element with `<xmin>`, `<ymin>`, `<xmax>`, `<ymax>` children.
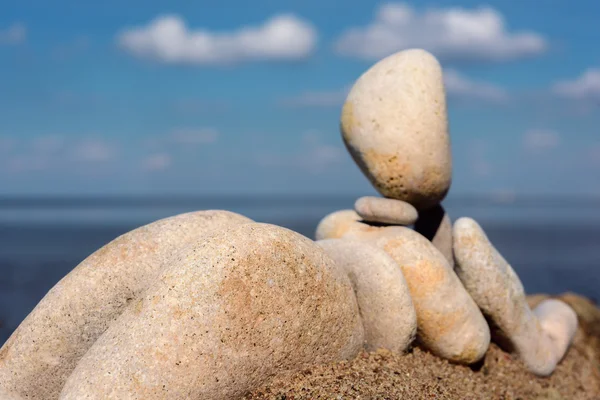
<box><xmin>0</xmin><ymin>196</ymin><xmax>599</xmax><ymax>345</ymax></box>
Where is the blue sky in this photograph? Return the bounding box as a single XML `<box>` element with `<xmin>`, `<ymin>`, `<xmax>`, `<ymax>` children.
<box><xmin>1</xmin><ymin>0</ymin><xmax>600</xmax><ymax>196</ymax></box>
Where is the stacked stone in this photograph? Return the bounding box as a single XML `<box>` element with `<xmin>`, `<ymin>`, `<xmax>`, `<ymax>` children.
<box><xmin>316</xmin><ymin>48</ymin><xmax>577</xmax><ymax>375</ymax></box>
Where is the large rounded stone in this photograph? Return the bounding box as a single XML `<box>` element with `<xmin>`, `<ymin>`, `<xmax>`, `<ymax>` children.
<box><xmin>317</xmin><ymin>239</ymin><xmax>417</xmax><ymax>353</ymax></box>
<box><xmin>0</xmin><ymin>210</ymin><xmax>253</xmax><ymax>400</ymax></box>
<box><xmin>340</xmin><ymin>48</ymin><xmax>451</xmax><ymax>210</ymax></box>
<box><xmin>342</xmin><ymin>224</ymin><xmax>490</xmax><ymax>364</ymax></box>
<box><xmin>59</xmin><ymin>223</ymin><xmax>364</xmax><ymax>400</ymax></box>
<box><xmin>453</xmin><ymin>217</ymin><xmax>578</xmax><ymax>376</ymax></box>
<box><xmin>315</xmin><ymin>209</ymin><xmax>363</xmax><ymax>240</ymax></box>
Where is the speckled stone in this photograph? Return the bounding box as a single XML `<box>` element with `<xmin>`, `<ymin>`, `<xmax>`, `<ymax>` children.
<box><xmin>0</xmin><ymin>210</ymin><xmax>253</xmax><ymax>400</ymax></box>
<box><xmin>414</xmin><ymin>204</ymin><xmax>454</xmax><ymax>268</ymax></box>
<box><xmin>453</xmin><ymin>217</ymin><xmax>578</xmax><ymax>376</ymax></box>
<box><xmin>354</xmin><ymin>196</ymin><xmax>418</xmax><ymax>225</ymax></box>
<box><xmin>342</xmin><ymin>224</ymin><xmax>490</xmax><ymax>364</ymax></box>
<box><xmin>0</xmin><ymin>388</ymin><xmax>23</xmax><ymax>400</ymax></box>
<box><xmin>59</xmin><ymin>223</ymin><xmax>364</xmax><ymax>400</ymax></box>
<box><xmin>340</xmin><ymin>48</ymin><xmax>451</xmax><ymax>210</ymax></box>
<box><xmin>317</xmin><ymin>239</ymin><xmax>417</xmax><ymax>353</ymax></box>
<box><xmin>315</xmin><ymin>209</ymin><xmax>362</xmax><ymax>240</ymax></box>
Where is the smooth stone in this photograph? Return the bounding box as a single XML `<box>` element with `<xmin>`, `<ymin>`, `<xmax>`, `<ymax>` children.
<box><xmin>453</xmin><ymin>217</ymin><xmax>578</xmax><ymax>376</ymax></box>
<box><xmin>60</xmin><ymin>223</ymin><xmax>364</xmax><ymax>400</ymax></box>
<box><xmin>0</xmin><ymin>210</ymin><xmax>253</xmax><ymax>400</ymax></box>
<box><xmin>342</xmin><ymin>225</ymin><xmax>490</xmax><ymax>364</ymax></box>
<box><xmin>340</xmin><ymin>48</ymin><xmax>451</xmax><ymax>210</ymax></box>
<box><xmin>317</xmin><ymin>239</ymin><xmax>417</xmax><ymax>353</ymax></box>
<box><xmin>315</xmin><ymin>209</ymin><xmax>363</xmax><ymax>240</ymax></box>
<box><xmin>0</xmin><ymin>389</ymin><xmax>23</xmax><ymax>400</ymax></box>
<box><xmin>414</xmin><ymin>204</ymin><xmax>454</xmax><ymax>268</ymax></box>
<box><xmin>354</xmin><ymin>196</ymin><xmax>418</xmax><ymax>225</ymax></box>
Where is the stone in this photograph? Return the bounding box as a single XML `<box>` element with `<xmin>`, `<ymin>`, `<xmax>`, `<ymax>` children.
<box><xmin>354</xmin><ymin>196</ymin><xmax>418</xmax><ymax>225</ymax></box>
<box><xmin>0</xmin><ymin>210</ymin><xmax>253</xmax><ymax>400</ymax></box>
<box><xmin>59</xmin><ymin>223</ymin><xmax>364</xmax><ymax>400</ymax></box>
<box><xmin>315</xmin><ymin>209</ymin><xmax>362</xmax><ymax>240</ymax></box>
<box><xmin>340</xmin><ymin>48</ymin><xmax>451</xmax><ymax>210</ymax></box>
<box><xmin>453</xmin><ymin>217</ymin><xmax>578</xmax><ymax>376</ymax></box>
<box><xmin>317</xmin><ymin>238</ymin><xmax>417</xmax><ymax>353</ymax></box>
<box><xmin>0</xmin><ymin>389</ymin><xmax>23</xmax><ymax>400</ymax></box>
<box><xmin>342</xmin><ymin>224</ymin><xmax>490</xmax><ymax>364</ymax></box>
<box><xmin>414</xmin><ymin>204</ymin><xmax>454</xmax><ymax>268</ymax></box>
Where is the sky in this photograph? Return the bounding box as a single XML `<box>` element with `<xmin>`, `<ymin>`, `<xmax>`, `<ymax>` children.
<box><xmin>1</xmin><ymin>0</ymin><xmax>600</xmax><ymax>197</ymax></box>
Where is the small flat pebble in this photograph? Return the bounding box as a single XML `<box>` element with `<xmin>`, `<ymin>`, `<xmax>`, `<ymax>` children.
<box><xmin>60</xmin><ymin>223</ymin><xmax>364</xmax><ymax>400</ymax></box>
<box><xmin>453</xmin><ymin>217</ymin><xmax>578</xmax><ymax>376</ymax></box>
<box><xmin>318</xmin><ymin>238</ymin><xmax>417</xmax><ymax>353</ymax></box>
<box><xmin>354</xmin><ymin>196</ymin><xmax>418</xmax><ymax>225</ymax></box>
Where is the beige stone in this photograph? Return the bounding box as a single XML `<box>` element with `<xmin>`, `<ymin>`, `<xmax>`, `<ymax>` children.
<box><xmin>60</xmin><ymin>223</ymin><xmax>364</xmax><ymax>400</ymax></box>
<box><xmin>315</xmin><ymin>209</ymin><xmax>362</xmax><ymax>240</ymax></box>
<box><xmin>354</xmin><ymin>196</ymin><xmax>418</xmax><ymax>225</ymax></box>
<box><xmin>342</xmin><ymin>225</ymin><xmax>490</xmax><ymax>364</ymax></box>
<box><xmin>0</xmin><ymin>210</ymin><xmax>253</xmax><ymax>400</ymax></box>
<box><xmin>340</xmin><ymin>48</ymin><xmax>451</xmax><ymax>210</ymax></box>
<box><xmin>0</xmin><ymin>388</ymin><xmax>23</xmax><ymax>400</ymax></box>
<box><xmin>414</xmin><ymin>204</ymin><xmax>454</xmax><ymax>268</ymax></box>
<box><xmin>453</xmin><ymin>217</ymin><xmax>578</xmax><ymax>376</ymax></box>
<box><xmin>317</xmin><ymin>239</ymin><xmax>417</xmax><ymax>353</ymax></box>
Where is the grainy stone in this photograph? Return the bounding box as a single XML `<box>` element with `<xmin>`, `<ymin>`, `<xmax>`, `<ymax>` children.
<box><xmin>342</xmin><ymin>225</ymin><xmax>490</xmax><ymax>364</ymax></box>
<box><xmin>340</xmin><ymin>48</ymin><xmax>451</xmax><ymax>210</ymax></box>
<box><xmin>315</xmin><ymin>209</ymin><xmax>362</xmax><ymax>240</ymax></box>
<box><xmin>0</xmin><ymin>210</ymin><xmax>253</xmax><ymax>400</ymax></box>
<box><xmin>59</xmin><ymin>223</ymin><xmax>364</xmax><ymax>400</ymax></box>
<box><xmin>414</xmin><ymin>204</ymin><xmax>454</xmax><ymax>268</ymax></box>
<box><xmin>453</xmin><ymin>217</ymin><xmax>578</xmax><ymax>376</ymax></box>
<box><xmin>317</xmin><ymin>238</ymin><xmax>417</xmax><ymax>353</ymax></box>
<box><xmin>354</xmin><ymin>196</ymin><xmax>418</xmax><ymax>225</ymax></box>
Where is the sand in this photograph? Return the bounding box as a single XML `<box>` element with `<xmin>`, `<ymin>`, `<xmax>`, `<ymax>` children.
<box><xmin>246</xmin><ymin>294</ymin><xmax>600</xmax><ymax>400</ymax></box>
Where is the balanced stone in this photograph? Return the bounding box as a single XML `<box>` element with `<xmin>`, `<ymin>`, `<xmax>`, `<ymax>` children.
<box><xmin>318</xmin><ymin>238</ymin><xmax>417</xmax><ymax>353</ymax></box>
<box><xmin>0</xmin><ymin>210</ymin><xmax>253</xmax><ymax>400</ymax></box>
<box><xmin>340</xmin><ymin>48</ymin><xmax>452</xmax><ymax>210</ymax></box>
<box><xmin>414</xmin><ymin>204</ymin><xmax>454</xmax><ymax>268</ymax></box>
<box><xmin>453</xmin><ymin>217</ymin><xmax>578</xmax><ymax>376</ymax></box>
<box><xmin>342</xmin><ymin>225</ymin><xmax>490</xmax><ymax>364</ymax></box>
<box><xmin>315</xmin><ymin>209</ymin><xmax>363</xmax><ymax>240</ymax></box>
<box><xmin>354</xmin><ymin>196</ymin><xmax>418</xmax><ymax>225</ymax></box>
<box><xmin>59</xmin><ymin>223</ymin><xmax>364</xmax><ymax>400</ymax></box>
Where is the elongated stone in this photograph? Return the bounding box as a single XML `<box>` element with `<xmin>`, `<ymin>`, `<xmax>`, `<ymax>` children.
<box><xmin>414</xmin><ymin>204</ymin><xmax>454</xmax><ymax>268</ymax></box>
<box><xmin>60</xmin><ymin>223</ymin><xmax>363</xmax><ymax>400</ymax></box>
<box><xmin>318</xmin><ymin>238</ymin><xmax>417</xmax><ymax>353</ymax></box>
<box><xmin>0</xmin><ymin>210</ymin><xmax>253</xmax><ymax>400</ymax></box>
<box><xmin>342</xmin><ymin>225</ymin><xmax>490</xmax><ymax>364</ymax></box>
<box><xmin>354</xmin><ymin>196</ymin><xmax>418</xmax><ymax>225</ymax></box>
<box><xmin>341</xmin><ymin>48</ymin><xmax>451</xmax><ymax>210</ymax></box>
<box><xmin>453</xmin><ymin>217</ymin><xmax>578</xmax><ymax>376</ymax></box>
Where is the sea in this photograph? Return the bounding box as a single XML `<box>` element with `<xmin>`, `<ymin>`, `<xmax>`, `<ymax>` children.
<box><xmin>0</xmin><ymin>195</ymin><xmax>599</xmax><ymax>345</ymax></box>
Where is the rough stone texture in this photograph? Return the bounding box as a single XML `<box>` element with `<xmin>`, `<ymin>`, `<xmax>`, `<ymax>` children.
<box><xmin>314</xmin><ymin>209</ymin><xmax>362</xmax><ymax>240</ymax></box>
<box><xmin>414</xmin><ymin>204</ymin><xmax>454</xmax><ymax>268</ymax></box>
<box><xmin>340</xmin><ymin>48</ymin><xmax>452</xmax><ymax>210</ymax></box>
<box><xmin>354</xmin><ymin>196</ymin><xmax>418</xmax><ymax>225</ymax></box>
<box><xmin>342</xmin><ymin>224</ymin><xmax>490</xmax><ymax>364</ymax></box>
<box><xmin>0</xmin><ymin>210</ymin><xmax>253</xmax><ymax>400</ymax></box>
<box><xmin>317</xmin><ymin>239</ymin><xmax>417</xmax><ymax>353</ymax></box>
<box><xmin>60</xmin><ymin>223</ymin><xmax>364</xmax><ymax>400</ymax></box>
<box><xmin>0</xmin><ymin>389</ymin><xmax>23</xmax><ymax>400</ymax></box>
<box><xmin>453</xmin><ymin>217</ymin><xmax>579</xmax><ymax>376</ymax></box>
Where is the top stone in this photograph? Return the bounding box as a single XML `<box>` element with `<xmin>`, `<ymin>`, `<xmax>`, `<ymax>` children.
<box><xmin>340</xmin><ymin>48</ymin><xmax>452</xmax><ymax>210</ymax></box>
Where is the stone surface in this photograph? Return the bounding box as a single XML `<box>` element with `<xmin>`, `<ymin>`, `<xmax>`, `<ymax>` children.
<box><xmin>340</xmin><ymin>48</ymin><xmax>451</xmax><ymax>210</ymax></box>
<box><xmin>414</xmin><ymin>204</ymin><xmax>454</xmax><ymax>268</ymax></box>
<box><xmin>317</xmin><ymin>238</ymin><xmax>417</xmax><ymax>353</ymax></box>
<box><xmin>0</xmin><ymin>210</ymin><xmax>253</xmax><ymax>400</ymax></box>
<box><xmin>453</xmin><ymin>217</ymin><xmax>578</xmax><ymax>376</ymax></box>
<box><xmin>315</xmin><ymin>209</ymin><xmax>362</xmax><ymax>240</ymax></box>
<box><xmin>0</xmin><ymin>389</ymin><xmax>23</xmax><ymax>400</ymax></box>
<box><xmin>342</xmin><ymin>225</ymin><xmax>490</xmax><ymax>364</ymax></box>
<box><xmin>354</xmin><ymin>196</ymin><xmax>418</xmax><ymax>225</ymax></box>
<box><xmin>59</xmin><ymin>223</ymin><xmax>364</xmax><ymax>400</ymax></box>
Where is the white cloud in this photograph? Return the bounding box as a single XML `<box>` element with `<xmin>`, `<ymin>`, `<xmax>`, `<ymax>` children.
<box><xmin>142</xmin><ymin>153</ymin><xmax>171</xmax><ymax>172</ymax></box>
<box><xmin>0</xmin><ymin>23</ymin><xmax>26</xmax><ymax>45</ymax></box>
<box><xmin>169</xmin><ymin>128</ymin><xmax>219</xmax><ymax>145</ymax></box>
<box><xmin>552</xmin><ymin>69</ymin><xmax>600</xmax><ymax>102</ymax></box>
<box><xmin>117</xmin><ymin>14</ymin><xmax>316</xmax><ymax>65</ymax></box>
<box><xmin>279</xmin><ymin>87</ymin><xmax>349</xmax><ymax>108</ymax></box>
<box><xmin>335</xmin><ymin>3</ymin><xmax>546</xmax><ymax>62</ymax></box>
<box><xmin>72</xmin><ymin>139</ymin><xmax>117</xmax><ymax>162</ymax></box>
<box><xmin>523</xmin><ymin>129</ymin><xmax>560</xmax><ymax>153</ymax></box>
<box><xmin>444</xmin><ymin>70</ymin><xmax>508</xmax><ymax>102</ymax></box>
